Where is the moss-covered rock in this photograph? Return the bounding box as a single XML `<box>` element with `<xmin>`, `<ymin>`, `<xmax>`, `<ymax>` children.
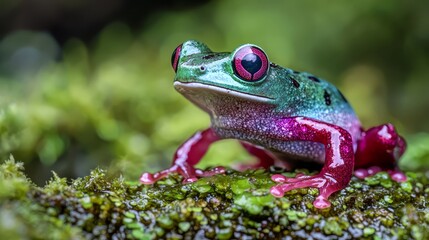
<box><xmin>0</xmin><ymin>157</ymin><xmax>428</xmax><ymax>239</ymax></box>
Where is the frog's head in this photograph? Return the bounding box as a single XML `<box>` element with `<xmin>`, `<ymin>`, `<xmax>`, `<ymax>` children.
<box><xmin>171</xmin><ymin>40</ymin><xmax>281</xmax><ymax>116</ymax></box>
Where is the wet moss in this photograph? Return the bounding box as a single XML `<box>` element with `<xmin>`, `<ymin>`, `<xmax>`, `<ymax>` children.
<box><xmin>1</xmin><ymin>157</ymin><xmax>429</xmax><ymax>239</ymax></box>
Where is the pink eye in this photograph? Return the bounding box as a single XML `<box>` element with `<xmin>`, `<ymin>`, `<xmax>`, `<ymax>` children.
<box><xmin>232</xmin><ymin>45</ymin><xmax>269</xmax><ymax>82</ymax></box>
<box><xmin>171</xmin><ymin>44</ymin><xmax>182</xmax><ymax>72</ymax></box>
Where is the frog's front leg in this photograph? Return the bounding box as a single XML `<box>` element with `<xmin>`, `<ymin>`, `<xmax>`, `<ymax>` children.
<box><xmin>354</xmin><ymin>124</ymin><xmax>406</xmax><ymax>182</ymax></box>
<box><xmin>140</xmin><ymin>128</ymin><xmax>225</xmax><ymax>184</ymax></box>
<box><xmin>270</xmin><ymin>117</ymin><xmax>354</xmax><ymax>209</ymax></box>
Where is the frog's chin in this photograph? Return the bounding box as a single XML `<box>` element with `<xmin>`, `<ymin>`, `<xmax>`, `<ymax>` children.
<box><xmin>174</xmin><ymin>81</ymin><xmax>275</xmax><ymax>104</ymax></box>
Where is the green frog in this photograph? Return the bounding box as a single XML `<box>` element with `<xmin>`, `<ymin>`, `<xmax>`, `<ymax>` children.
<box><xmin>140</xmin><ymin>40</ymin><xmax>406</xmax><ymax>209</ymax></box>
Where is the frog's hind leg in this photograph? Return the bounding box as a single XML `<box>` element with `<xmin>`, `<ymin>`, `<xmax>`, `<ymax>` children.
<box><xmin>354</xmin><ymin>123</ymin><xmax>406</xmax><ymax>182</ymax></box>
<box><xmin>235</xmin><ymin>142</ymin><xmax>275</xmax><ymax>170</ymax></box>
<box><xmin>236</xmin><ymin>142</ymin><xmax>292</xmax><ymax>170</ymax></box>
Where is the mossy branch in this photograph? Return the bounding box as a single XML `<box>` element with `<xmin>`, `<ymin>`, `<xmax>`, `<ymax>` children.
<box><xmin>0</xmin><ymin>157</ymin><xmax>428</xmax><ymax>239</ymax></box>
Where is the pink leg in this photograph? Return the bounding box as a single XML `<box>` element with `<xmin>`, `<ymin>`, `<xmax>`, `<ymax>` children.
<box><xmin>140</xmin><ymin>128</ymin><xmax>225</xmax><ymax>184</ymax></box>
<box><xmin>235</xmin><ymin>141</ymin><xmax>276</xmax><ymax>170</ymax></box>
<box><xmin>269</xmin><ymin>117</ymin><xmax>355</xmax><ymax>209</ymax></box>
<box><xmin>354</xmin><ymin>124</ymin><xmax>406</xmax><ymax>182</ymax></box>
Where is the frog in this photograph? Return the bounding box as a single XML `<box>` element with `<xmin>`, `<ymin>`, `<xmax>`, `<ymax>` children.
<box><xmin>140</xmin><ymin>40</ymin><xmax>406</xmax><ymax>209</ymax></box>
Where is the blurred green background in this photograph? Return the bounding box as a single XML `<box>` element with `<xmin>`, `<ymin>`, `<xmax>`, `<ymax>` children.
<box><xmin>0</xmin><ymin>0</ymin><xmax>428</xmax><ymax>185</ymax></box>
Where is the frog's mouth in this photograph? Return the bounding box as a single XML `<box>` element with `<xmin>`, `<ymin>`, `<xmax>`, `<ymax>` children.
<box><xmin>174</xmin><ymin>82</ymin><xmax>275</xmax><ymax>104</ymax></box>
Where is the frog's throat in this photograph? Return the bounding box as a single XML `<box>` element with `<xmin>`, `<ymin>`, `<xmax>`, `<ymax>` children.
<box><xmin>174</xmin><ymin>81</ymin><xmax>275</xmax><ymax>104</ymax></box>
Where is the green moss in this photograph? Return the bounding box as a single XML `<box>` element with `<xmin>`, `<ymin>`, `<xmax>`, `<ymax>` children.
<box><xmin>192</xmin><ymin>179</ymin><xmax>213</xmax><ymax>193</ymax></box>
<box><xmin>323</xmin><ymin>218</ymin><xmax>343</xmax><ymax>236</ymax></box>
<box><xmin>363</xmin><ymin>227</ymin><xmax>375</xmax><ymax>236</ymax></box>
<box><xmin>0</xmin><ymin>157</ymin><xmax>31</xmax><ymax>200</ymax></box>
<box><xmin>234</xmin><ymin>194</ymin><xmax>275</xmax><ymax>215</ymax></box>
<box><xmin>131</xmin><ymin>229</ymin><xmax>152</xmax><ymax>240</ymax></box>
<box><xmin>0</xmin><ymin>158</ymin><xmax>83</xmax><ymax>239</ymax></box>
<box><xmin>0</xmin><ymin>159</ymin><xmax>429</xmax><ymax>239</ymax></box>
<box><xmin>178</xmin><ymin>222</ymin><xmax>191</xmax><ymax>232</ymax></box>
<box><xmin>216</xmin><ymin>227</ymin><xmax>233</xmax><ymax>240</ymax></box>
<box><xmin>401</xmin><ymin>181</ymin><xmax>413</xmax><ymax>193</ymax></box>
<box><xmin>231</xmin><ymin>178</ymin><xmax>252</xmax><ymax>194</ymax></box>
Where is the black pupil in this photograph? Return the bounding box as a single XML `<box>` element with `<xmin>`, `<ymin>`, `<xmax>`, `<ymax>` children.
<box><xmin>241</xmin><ymin>53</ymin><xmax>262</xmax><ymax>74</ymax></box>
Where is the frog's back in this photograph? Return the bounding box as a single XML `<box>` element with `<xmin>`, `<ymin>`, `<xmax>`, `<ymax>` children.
<box><xmin>275</xmin><ymin>69</ymin><xmax>361</xmax><ymax>140</ymax></box>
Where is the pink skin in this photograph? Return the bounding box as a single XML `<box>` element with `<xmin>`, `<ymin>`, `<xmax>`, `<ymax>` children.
<box><xmin>268</xmin><ymin>117</ymin><xmax>354</xmax><ymax>209</ymax></box>
<box><xmin>140</xmin><ymin>128</ymin><xmax>225</xmax><ymax>184</ymax></box>
<box><xmin>354</xmin><ymin>124</ymin><xmax>406</xmax><ymax>182</ymax></box>
<box><xmin>235</xmin><ymin>142</ymin><xmax>276</xmax><ymax>170</ymax></box>
<box><xmin>140</xmin><ymin>118</ymin><xmax>406</xmax><ymax>209</ymax></box>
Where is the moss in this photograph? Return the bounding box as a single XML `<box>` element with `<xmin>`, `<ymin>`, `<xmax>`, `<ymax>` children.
<box><xmin>0</xmin><ymin>157</ymin><xmax>32</xmax><ymax>200</ymax></box>
<box><xmin>0</xmin><ymin>157</ymin><xmax>84</xmax><ymax>239</ymax></box>
<box><xmin>0</xmin><ymin>158</ymin><xmax>429</xmax><ymax>239</ymax></box>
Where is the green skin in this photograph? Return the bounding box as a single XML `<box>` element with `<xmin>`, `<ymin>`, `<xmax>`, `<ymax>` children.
<box><xmin>141</xmin><ymin>40</ymin><xmax>406</xmax><ymax>209</ymax></box>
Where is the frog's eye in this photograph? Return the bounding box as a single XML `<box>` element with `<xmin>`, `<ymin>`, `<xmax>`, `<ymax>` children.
<box><xmin>171</xmin><ymin>44</ymin><xmax>182</xmax><ymax>72</ymax></box>
<box><xmin>232</xmin><ymin>45</ymin><xmax>269</xmax><ymax>82</ymax></box>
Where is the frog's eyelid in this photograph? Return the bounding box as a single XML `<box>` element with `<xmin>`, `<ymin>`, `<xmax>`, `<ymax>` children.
<box><xmin>171</xmin><ymin>44</ymin><xmax>182</xmax><ymax>72</ymax></box>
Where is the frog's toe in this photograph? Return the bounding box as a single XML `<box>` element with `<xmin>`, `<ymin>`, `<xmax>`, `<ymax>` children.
<box><xmin>388</xmin><ymin>170</ymin><xmax>407</xmax><ymax>182</ymax></box>
<box><xmin>140</xmin><ymin>168</ymin><xmax>174</xmax><ymax>184</ymax></box>
<box><xmin>140</xmin><ymin>164</ymin><xmax>226</xmax><ymax>185</ymax></box>
<box><xmin>270</xmin><ymin>185</ymin><xmax>286</xmax><ymax>198</ymax></box>
<box><xmin>271</xmin><ymin>173</ymin><xmax>311</xmax><ymax>183</ymax></box>
<box><xmin>196</xmin><ymin>166</ymin><xmax>226</xmax><ymax>177</ymax></box>
<box><xmin>180</xmin><ymin>167</ymin><xmax>225</xmax><ymax>183</ymax></box>
<box><xmin>140</xmin><ymin>169</ymin><xmax>172</xmax><ymax>184</ymax></box>
<box><xmin>313</xmin><ymin>196</ymin><xmax>331</xmax><ymax>209</ymax></box>
<box><xmin>354</xmin><ymin>169</ymin><xmax>368</xmax><ymax>179</ymax></box>
<box><xmin>271</xmin><ymin>174</ymin><xmax>288</xmax><ymax>183</ymax></box>
<box><xmin>354</xmin><ymin>166</ymin><xmax>382</xmax><ymax>179</ymax></box>
<box><xmin>182</xmin><ymin>177</ymin><xmax>198</xmax><ymax>184</ymax></box>
<box><xmin>140</xmin><ymin>173</ymin><xmax>156</xmax><ymax>184</ymax></box>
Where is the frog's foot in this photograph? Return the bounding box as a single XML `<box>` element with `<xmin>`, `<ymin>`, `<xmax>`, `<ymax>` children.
<box><xmin>355</xmin><ymin>123</ymin><xmax>407</xmax><ymax>182</ymax></box>
<box><xmin>270</xmin><ymin>174</ymin><xmax>341</xmax><ymax>209</ymax></box>
<box><xmin>354</xmin><ymin>166</ymin><xmax>406</xmax><ymax>182</ymax></box>
<box><xmin>271</xmin><ymin>173</ymin><xmax>311</xmax><ymax>183</ymax></box>
<box><xmin>387</xmin><ymin>169</ymin><xmax>407</xmax><ymax>182</ymax></box>
<box><xmin>354</xmin><ymin>166</ymin><xmax>382</xmax><ymax>179</ymax></box>
<box><xmin>141</xmin><ymin>128</ymin><xmax>225</xmax><ymax>184</ymax></box>
<box><xmin>140</xmin><ymin>165</ymin><xmax>225</xmax><ymax>184</ymax></box>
